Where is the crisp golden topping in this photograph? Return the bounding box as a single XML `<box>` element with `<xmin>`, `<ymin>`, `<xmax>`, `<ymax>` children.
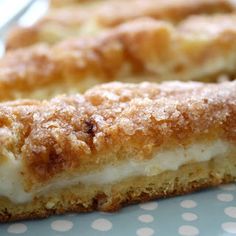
<box><xmin>50</xmin><ymin>0</ymin><xmax>102</xmax><ymax>8</ymax></box>
<box><xmin>1</xmin><ymin>16</ymin><xmax>236</xmax><ymax>102</ymax></box>
<box><xmin>6</xmin><ymin>0</ymin><xmax>236</xmax><ymax>50</ymax></box>
<box><xmin>0</xmin><ymin>81</ymin><xmax>235</xmax><ymax>187</ymax></box>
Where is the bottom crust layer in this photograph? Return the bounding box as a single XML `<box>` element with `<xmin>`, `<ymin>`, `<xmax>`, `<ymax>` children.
<box><xmin>1</xmin><ymin>153</ymin><xmax>236</xmax><ymax>222</ymax></box>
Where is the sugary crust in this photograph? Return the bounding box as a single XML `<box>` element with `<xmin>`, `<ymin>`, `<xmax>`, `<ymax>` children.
<box><xmin>6</xmin><ymin>0</ymin><xmax>236</xmax><ymax>50</ymax></box>
<box><xmin>50</xmin><ymin>0</ymin><xmax>100</xmax><ymax>8</ymax></box>
<box><xmin>50</xmin><ymin>0</ymin><xmax>102</xmax><ymax>7</ymax></box>
<box><xmin>0</xmin><ymin>153</ymin><xmax>236</xmax><ymax>222</ymax></box>
<box><xmin>0</xmin><ymin>81</ymin><xmax>235</xmax><ymax>188</ymax></box>
<box><xmin>2</xmin><ymin>16</ymin><xmax>236</xmax><ymax>101</ymax></box>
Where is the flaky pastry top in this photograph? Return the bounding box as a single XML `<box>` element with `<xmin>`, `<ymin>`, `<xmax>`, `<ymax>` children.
<box><xmin>0</xmin><ymin>81</ymin><xmax>235</xmax><ymax>188</ymax></box>
<box><xmin>2</xmin><ymin>15</ymin><xmax>236</xmax><ymax>102</ymax></box>
<box><xmin>6</xmin><ymin>0</ymin><xmax>236</xmax><ymax>50</ymax></box>
<box><xmin>50</xmin><ymin>0</ymin><xmax>99</xmax><ymax>8</ymax></box>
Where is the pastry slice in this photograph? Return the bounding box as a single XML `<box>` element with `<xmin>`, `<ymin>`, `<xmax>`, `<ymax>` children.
<box><xmin>1</xmin><ymin>15</ymin><xmax>236</xmax><ymax>101</ymax></box>
<box><xmin>6</xmin><ymin>0</ymin><xmax>236</xmax><ymax>50</ymax></box>
<box><xmin>0</xmin><ymin>80</ymin><xmax>235</xmax><ymax>222</ymax></box>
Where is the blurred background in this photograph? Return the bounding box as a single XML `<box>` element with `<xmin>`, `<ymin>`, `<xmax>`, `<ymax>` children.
<box><xmin>0</xmin><ymin>0</ymin><xmax>49</xmax><ymax>56</ymax></box>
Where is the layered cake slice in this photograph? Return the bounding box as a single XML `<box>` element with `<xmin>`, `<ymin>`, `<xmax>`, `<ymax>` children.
<box><xmin>1</xmin><ymin>15</ymin><xmax>236</xmax><ymax>101</ymax></box>
<box><xmin>0</xmin><ymin>81</ymin><xmax>235</xmax><ymax>222</ymax></box>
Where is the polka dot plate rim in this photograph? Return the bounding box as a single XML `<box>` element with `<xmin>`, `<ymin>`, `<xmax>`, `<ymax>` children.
<box><xmin>1</xmin><ymin>184</ymin><xmax>236</xmax><ymax>236</ymax></box>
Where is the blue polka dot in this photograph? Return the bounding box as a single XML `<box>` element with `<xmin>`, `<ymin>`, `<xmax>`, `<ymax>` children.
<box><xmin>2</xmin><ymin>185</ymin><xmax>236</xmax><ymax>235</ymax></box>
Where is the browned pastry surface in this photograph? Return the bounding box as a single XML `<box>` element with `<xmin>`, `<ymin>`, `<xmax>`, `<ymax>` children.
<box><xmin>0</xmin><ymin>80</ymin><xmax>235</xmax><ymax>222</ymax></box>
<box><xmin>1</xmin><ymin>16</ymin><xmax>236</xmax><ymax>101</ymax></box>
<box><xmin>6</xmin><ymin>0</ymin><xmax>236</xmax><ymax>50</ymax></box>
<box><xmin>50</xmin><ymin>0</ymin><xmax>101</xmax><ymax>8</ymax></box>
<box><xmin>0</xmin><ymin>80</ymin><xmax>235</xmax><ymax>187</ymax></box>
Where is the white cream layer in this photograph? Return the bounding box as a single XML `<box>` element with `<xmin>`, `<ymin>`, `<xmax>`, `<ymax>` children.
<box><xmin>0</xmin><ymin>139</ymin><xmax>230</xmax><ymax>203</ymax></box>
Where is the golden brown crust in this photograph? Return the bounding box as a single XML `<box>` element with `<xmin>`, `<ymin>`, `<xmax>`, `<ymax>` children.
<box><xmin>50</xmin><ymin>0</ymin><xmax>101</xmax><ymax>8</ymax></box>
<box><xmin>2</xmin><ymin>16</ymin><xmax>236</xmax><ymax>101</ymax></box>
<box><xmin>1</xmin><ymin>153</ymin><xmax>236</xmax><ymax>222</ymax></box>
<box><xmin>50</xmin><ymin>0</ymin><xmax>100</xmax><ymax>8</ymax></box>
<box><xmin>6</xmin><ymin>0</ymin><xmax>236</xmax><ymax>50</ymax></box>
<box><xmin>0</xmin><ymin>81</ymin><xmax>235</xmax><ymax>187</ymax></box>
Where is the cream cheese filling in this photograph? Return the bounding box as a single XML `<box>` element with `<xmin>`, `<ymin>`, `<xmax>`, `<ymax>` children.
<box><xmin>0</xmin><ymin>139</ymin><xmax>230</xmax><ymax>203</ymax></box>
